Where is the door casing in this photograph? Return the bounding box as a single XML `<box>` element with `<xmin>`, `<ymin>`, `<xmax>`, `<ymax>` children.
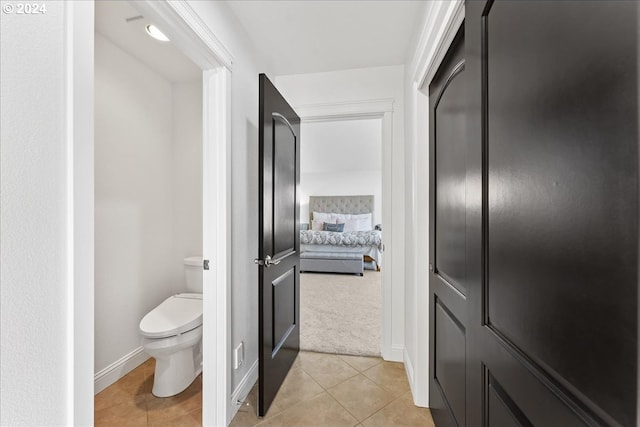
<box><xmin>406</xmin><ymin>0</ymin><xmax>465</xmax><ymax>406</ymax></box>
<box><xmin>294</xmin><ymin>100</ymin><xmax>396</xmax><ymax>360</ymax></box>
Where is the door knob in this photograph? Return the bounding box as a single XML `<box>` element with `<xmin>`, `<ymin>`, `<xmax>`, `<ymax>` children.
<box><xmin>254</xmin><ymin>255</ymin><xmax>281</xmax><ymax>267</ymax></box>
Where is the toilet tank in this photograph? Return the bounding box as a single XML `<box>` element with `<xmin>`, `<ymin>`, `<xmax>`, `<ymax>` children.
<box><xmin>183</xmin><ymin>256</ymin><xmax>203</xmax><ymax>293</ymax></box>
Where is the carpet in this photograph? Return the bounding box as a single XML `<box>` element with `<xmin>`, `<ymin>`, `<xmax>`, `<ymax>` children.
<box><xmin>300</xmin><ymin>270</ymin><xmax>381</xmax><ymax>356</ymax></box>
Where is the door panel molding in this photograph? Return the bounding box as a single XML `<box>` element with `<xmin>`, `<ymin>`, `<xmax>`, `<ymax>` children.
<box><xmin>485</xmin><ymin>369</ymin><xmax>532</xmax><ymax>427</ymax></box>
<box><xmin>483</xmin><ymin>329</ymin><xmax>603</xmax><ymax>427</ymax></box>
<box><xmin>271</xmin><ymin>267</ymin><xmax>296</xmax><ymax>357</ymax></box>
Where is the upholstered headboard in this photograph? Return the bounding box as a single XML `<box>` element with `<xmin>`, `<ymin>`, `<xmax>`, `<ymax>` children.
<box><xmin>308</xmin><ymin>195</ymin><xmax>375</xmax><ymax>227</ymax></box>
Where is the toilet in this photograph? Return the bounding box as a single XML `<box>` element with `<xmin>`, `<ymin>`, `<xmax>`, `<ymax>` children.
<box><xmin>139</xmin><ymin>256</ymin><xmax>203</xmax><ymax>397</ymax></box>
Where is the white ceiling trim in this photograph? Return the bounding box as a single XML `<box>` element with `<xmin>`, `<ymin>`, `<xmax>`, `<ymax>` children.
<box><xmin>135</xmin><ymin>0</ymin><xmax>234</xmax><ymax>70</ymax></box>
<box><xmin>409</xmin><ymin>0</ymin><xmax>464</xmax><ymax>88</ymax></box>
<box><xmin>295</xmin><ymin>99</ymin><xmax>394</xmax><ymax>123</ymax></box>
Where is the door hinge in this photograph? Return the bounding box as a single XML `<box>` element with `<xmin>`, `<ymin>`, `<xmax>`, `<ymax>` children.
<box><xmin>203</xmin><ymin>259</ymin><xmax>210</xmax><ymax>270</ymax></box>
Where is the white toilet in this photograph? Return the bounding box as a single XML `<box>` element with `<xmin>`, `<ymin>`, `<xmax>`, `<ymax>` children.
<box><xmin>139</xmin><ymin>256</ymin><xmax>203</xmax><ymax>397</ymax></box>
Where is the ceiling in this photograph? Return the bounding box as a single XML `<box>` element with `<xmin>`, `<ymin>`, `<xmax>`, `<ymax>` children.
<box><xmin>95</xmin><ymin>1</ymin><xmax>201</xmax><ymax>83</ymax></box>
<box><xmin>227</xmin><ymin>0</ymin><xmax>428</xmax><ymax>76</ymax></box>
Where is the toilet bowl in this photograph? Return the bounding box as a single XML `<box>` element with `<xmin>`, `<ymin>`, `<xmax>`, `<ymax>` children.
<box><xmin>139</xmin><ymin>257</ymin><xmax>203</xmax><ymax>397</ymax></box>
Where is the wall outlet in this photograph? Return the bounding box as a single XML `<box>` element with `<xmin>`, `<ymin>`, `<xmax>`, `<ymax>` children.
<box><xmin>234</xmin><ymin>342</ymin><xmax>244</xmax><ymax>370</ymax></box>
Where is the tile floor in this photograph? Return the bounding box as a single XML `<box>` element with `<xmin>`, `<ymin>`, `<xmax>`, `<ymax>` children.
<box><xmin>95</xmin><ymin>358</ymin><xmax>201</xmax><ymax>427</ymax></box>
<box><xmin>95</xmin><ymin>352</ymin><xmax>435</xmax><ymax>427</ymax></box>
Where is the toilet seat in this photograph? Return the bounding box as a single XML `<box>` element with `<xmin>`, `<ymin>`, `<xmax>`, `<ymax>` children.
<box><xmin>139</xmin><ymin>293</ymin><xmax>203</xmax><ymax>339</ymax></box>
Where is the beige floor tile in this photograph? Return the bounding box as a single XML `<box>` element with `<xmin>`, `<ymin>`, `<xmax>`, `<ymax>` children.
<box><xmin>95</xmin><ymin>366</ymin><xmax>149</xmax><ymax>412</ymax></box>
<box><xmin>327</xmin><ymin>374</ymin><xmax>396</xmax><ymax>421</ymax></box>
<box><xmin>146</xmin><ymin>375</ymin><xmax>202</xmax><ymax>425</ymax></box>
<box><xmin>94</xmin><ymin>359</ymin><xmax>203</xmax><ymax>427</ymax></box>
<box><xmin>296</xmin><ymin>351</ymin><xmax>332</xmax><ymax>370</ymax></box>
<box><xmin>272</xmin><ymin>367</ymin><xmax>324</xmax><ymax>411</ymax></box>
<box><xmin>257</xmin><ymin>392</ymin><xmax>358</xmax><ymax>427</ymax></box>
<box><xmin>302</xmin><ymin>354</ymin><xmax>359</xmax><ymax>389</ymax></box>
<box><xmin>95</xmin><ymin>399</ymin><xmax>148</xmax><ymax>427</ymax></box>
<box><xmin>338</xmin><ymin>355</ymin><xmax>382</xmax><ymax>372</ymax></box>
<box><xmin>150</xmin><ymin>407</ymin><xmax>202</xmax><ymax>427</ymax></box>
<box><xmin>361</xmin><ymin>392</ymin><xmax>435</xmax><ymax>427</ymax></box>
<box><xmin>362</xmin><ymin>361</ymin><xmax>410</xmax><ymax>396</ymax></box>
<box><xmin>141</xmin><ymin>357</ymin><xmax>156</xmax><ymax>378</ymax></box>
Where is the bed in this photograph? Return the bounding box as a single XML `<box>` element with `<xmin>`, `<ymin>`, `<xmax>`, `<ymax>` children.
<box><xmin>300</xmin><ymin>195</ymin><xmax>383</xmax><ymax>274</ymax></box>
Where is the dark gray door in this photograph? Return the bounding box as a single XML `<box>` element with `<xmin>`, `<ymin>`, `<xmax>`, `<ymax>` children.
<box><xmin>429</xmin><ymin>27</ymin><xmax>467</xmax><ymax>427</ymax></box>
<box><xmin>257</xmin><ymin>74</ymin><xmax>301</xmax><ymax>416</ymax></box>
<box><xmin>465</xmin><ymin>1</ymin><xmax>638</xmax><ymax>426</ymax></box>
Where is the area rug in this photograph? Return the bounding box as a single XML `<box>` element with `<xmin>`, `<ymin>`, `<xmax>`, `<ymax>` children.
<box><xmin>300</xmin><ymin>270</ymin><xmax>381</xmax><ymax>356</ymax></box>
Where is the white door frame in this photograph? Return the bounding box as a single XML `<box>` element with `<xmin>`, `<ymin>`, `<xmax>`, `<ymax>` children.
<box><xmin>294</xmin><ymin>99</ymin><xmax>396</xmax><ymax>360</ymax></box>
<box><xmin>406</xmin><ymin>0</ymin><xmax>464</xmax><ymax>407</ymax></box>
<box><xmin>68</xmin><ymin>1</ymin><xmax>233</xmax><ymax>425</ymax></box>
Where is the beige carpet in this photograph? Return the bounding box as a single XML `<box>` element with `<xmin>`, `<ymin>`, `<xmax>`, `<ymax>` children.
<box><xmin>300</xmin><ymin>271</ymin><xmax>381</xmax><ymax>356</ymax></box>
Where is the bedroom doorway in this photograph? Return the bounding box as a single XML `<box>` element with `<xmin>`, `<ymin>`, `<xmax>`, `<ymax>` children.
<box><xmin>298</xmin><ymin>118</ymin><xmax>384</xmax><ymax>357</ymax></box>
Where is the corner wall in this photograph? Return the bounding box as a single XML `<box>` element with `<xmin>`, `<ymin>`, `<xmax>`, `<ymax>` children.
<box><xmin>94</xmin><ymin>32</ymin><xmax>179</xmax><ymax>378</ymax></box>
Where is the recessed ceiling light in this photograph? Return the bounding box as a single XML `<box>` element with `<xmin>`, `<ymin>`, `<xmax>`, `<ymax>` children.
<box><xmin>145</xmin><ymin>24</ymin><xmax>170</xmax><ymax>42</ymax></box>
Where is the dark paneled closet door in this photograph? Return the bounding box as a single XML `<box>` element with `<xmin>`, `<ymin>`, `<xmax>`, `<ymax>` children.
<box><xmin>429</xmin><ymin>27</ymin><xmax>468</xmax><ymax>427</ymax></box>
<box><xmin>465</xmin><ymin>1</ymin><xmax>638</xmax><ymax>426</ymax></box>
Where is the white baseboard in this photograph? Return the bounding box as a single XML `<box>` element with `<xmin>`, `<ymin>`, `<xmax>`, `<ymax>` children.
<box><xmin>403</xmin><ymin>347</ymin><xmax>416</xmax><ymax>399</ymax></box>
<box><xmin>94</xmin><ymin>346</ymin><xmax>150</xmax><ymax>394</ymax></box>
<box><xmin>386</xmin><ymin>344</ymin><xmax>404</xmax><ymax>362</ymax></box>
<box><xmin>228</xmin><ymin>359</ymin><xmax>259</xmax><ymax>423</ymax></box>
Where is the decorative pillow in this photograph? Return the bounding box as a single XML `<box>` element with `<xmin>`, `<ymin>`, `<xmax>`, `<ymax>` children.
<box><xmin>312</xmin><ymin>219</ymin><xmax>331</xmax><ymax>231</ymax></box>
<box><xmin>323</xmin><ymin>222</ymin><xmax>345</xmax><ymax>232</ymax></box>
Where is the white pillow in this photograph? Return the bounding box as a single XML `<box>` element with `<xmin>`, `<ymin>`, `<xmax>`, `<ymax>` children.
<box><xmin>343</xmin><ymin>219</ymin><xmax>357</xmax><ymax>232</ymax></box>
<box><xmin>343</xmin><ymin>217</ymin><xmax>371</xmax><ymax>232</ymax></box>
<box><xmin>331</xmin><ymin>213</ymin><xmax>351</xmax><ymax>223</ymax></box>
<box><xmin>351</xmin><ymin>213</ymin><xmax>372</xmax><ymax>222</ymax></box>
<box><xmin>313</xmin><ymin>212</ymin><xmax>333</xmax><ymax>222</ymax></box>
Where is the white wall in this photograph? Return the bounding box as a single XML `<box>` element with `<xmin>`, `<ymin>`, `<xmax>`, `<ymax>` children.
<box><xmin>1</xmin><ymin>2</ymin><xmax>94</xmax><ymax>424</ymax></box>
<box><xmin>172</xmin><ymin>81</ymin><xmax>204</xmax><ymax>264</ymax></box>
<box><xmin>301</xmin><ymin>119</ymin><xmax>382</xmax><ymax>225</ymax></box>
<box><xmin>0</xmin><ymin>5</ymin><xmax>70</xmax><ymax>425</ymax></box>
<box><xmin>275</xmin><ymin>65</ymin><xmax>406</xmax><ymax>361</ymax></box>
<box><xmin>94</xmin><ymin>33</ymin><xmax>202</xmax><ymax>381</ymax></box>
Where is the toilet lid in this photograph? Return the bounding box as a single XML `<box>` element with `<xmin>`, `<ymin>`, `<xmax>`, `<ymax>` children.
<box><xmin>139</xmin><ymin>294</ymin><xmax>203</xmax><ymax>338</ymax></box>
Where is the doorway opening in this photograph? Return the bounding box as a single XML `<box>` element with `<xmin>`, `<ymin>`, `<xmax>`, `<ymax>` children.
<box><xmin>85</xmin><ymin>1</ymin><xmax>232</xmax><ymax>425</ymax></box>
<box><xmin>294</xmin><ymin>100</ymin><xmax>395</xmax><ymax>361</ymax></box>
<box><xmin>298</xmin><ymin>117</ymin><xmax>384</xmax><ymax>357</ymax></box>
<box><xmin>93</xmin><ymin>0</ymin><xmax>204</xmax><ymax>421</ymax></box>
